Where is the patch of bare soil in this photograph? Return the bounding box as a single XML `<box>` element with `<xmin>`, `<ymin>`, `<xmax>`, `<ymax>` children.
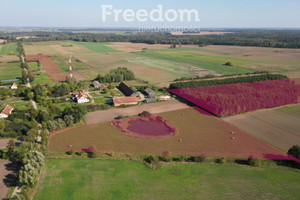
<box><xmin>0</xmin><ymin>160</ymin><xmax>17</xmax><ymax>199</ymax></box>
<box><xmin>73</xmin><ymin>71</ymin><xmax>87</xmax><ymax>81</ymax></box>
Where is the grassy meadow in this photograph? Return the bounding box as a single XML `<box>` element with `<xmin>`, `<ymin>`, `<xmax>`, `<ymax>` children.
<box><xmin>0</xmin><ymin>61</ymin><xmax>21</xmax><ymax>80</ymax></box>
<box><xmin>72</xmin><ymin>42</ymin><xmax>121</xmax><ymax>53</ymax></box>
<box><xmin>33</xmin><ymin>159</ymin><xmax>300</xmax><ymax>200</ymax></box>
<box><xmin>0</xmin><ymin>44</ymin><xmax>18</xmax><ymax>55</ymax></box>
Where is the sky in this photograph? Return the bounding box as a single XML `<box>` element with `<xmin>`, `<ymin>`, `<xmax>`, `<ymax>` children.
<box><xmin>0</xmin><ymin>0</ymin><xmax>299</xmax><ymax>28</ymax></box>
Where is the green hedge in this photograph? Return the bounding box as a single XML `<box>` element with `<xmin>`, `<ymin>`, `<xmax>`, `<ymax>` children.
<box><xmin>169</xmin><ymin>74</ymin><xmax>288</xmax><ymax>89</ymax></box>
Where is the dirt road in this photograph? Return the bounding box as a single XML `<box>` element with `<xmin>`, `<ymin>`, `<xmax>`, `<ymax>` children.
<box><xmin>0</xmin><ymin>160</ymin><xmax>17</xmax><ymax>199</ymax></box>
<box><xmin>84</xmin><ymin>100</ymin><xmax>190</xmax><ymax>124</ymax></box>
<box><xmin>223</xmin><ymin>109</ymin><xmax>300</xmax><ymax>152</ymax></box>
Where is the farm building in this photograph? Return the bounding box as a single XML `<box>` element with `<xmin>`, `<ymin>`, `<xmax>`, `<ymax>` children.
<box><xmin>0</xmin><ymin>105</ymin><xmax>13</xmax><ymax>118</ymax></box>
<box><xmin>143</xmin><ymin>98</ymin><xmax>157</xmax><ymax>103</ymax></box>
<box><xmin>119</xmin><ymin>82</ymin><xmax>138</xmax><ymax>97</ymax></box>
<box><xmin>72</xmin><ymin>91</ymin><xmax>89</xmax><ymax>103</ymax></box>
<box><xmin>10</xmin><ymin>83</ymin><xmax>18</xmax><ymax>90</ymax></box>
<box><xmin>92</xmin><ymin>81</ymin><xmax>101</xmax><ymax>88</ymax></box>
<box><xmin>144</xmin><ymin>88</ymin><xmax>156</xmax><ymax>98</ymax></box>
<box><xmin>113</xmin><ymin>96</ymin><xmax>138</xmax><ymax>107</ymax></box>
<box><xmin>158</xmin><ymin>95</ymin><xmax>171</xmax><ymax>101</ymax></box>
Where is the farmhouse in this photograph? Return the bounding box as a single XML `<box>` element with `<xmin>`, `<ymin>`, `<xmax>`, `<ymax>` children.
<box><xmin>113</xmin><ymin>96</ymin><xmax>138</xmax><ymax>107</ymax></box>
<box><xmin>72</xmin><ymin>91</ymin><xmax>89</xmax><ymax>103</ymax></box>
<box><xmin>92</xmin><ymin>81</ymin><xmax>101</xmax><ymax>88</ymax></box>
<box><xmin>144</xmin><ymin>88</ymin><xmax>156</xmax><ymax>98</ymax></box>
<box><xmin>0</xmin><ymin>105</ymin><xmax>13</xmax><ymax>118</ymax></box>
<box><xmin>10</xmin><ymin>83</ymin><xmax>18</xmax><ymax>90</ymax></box>
<box><xmin>119</xmin><ymin>82</ymin><xmax>138</xmax><ymax>97</ymax></box>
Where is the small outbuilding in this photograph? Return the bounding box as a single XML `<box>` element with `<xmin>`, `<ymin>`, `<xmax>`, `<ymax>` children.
<box><xmin>92</xmin><ymin>81</ymin><xmax>101</xmax><ymax>88</ymax></box>
<box><xmin>0</xmin><ymin>105</ymin><xmax>14</xmax><ymax>118</ymax></box>
<box><xmin>143</xmin><ymin>98</ymin><xmax>157</xmax><ymax>103</ymax></box>
<box><xmin>113</xmin><ymin>96</ymin><xmax>138</xmax><ymax>107</ymax></box>
<box><xmin>144</xmin><ymin>88</ymin><xmax>156</xmax><ymax>98</ymax></box>
<box><xmin>10</xmin><ymin>83</ymin><xmax>18</xmax><ymax>90</ymax></box>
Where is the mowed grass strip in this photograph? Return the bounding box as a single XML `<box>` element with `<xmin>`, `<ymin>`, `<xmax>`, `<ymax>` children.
<box><xmin>0</xmin><ymin>44</ymin><xmax>18</xmax><ymax>55</ymax></box>
<box><xmin>138</xmin><ymin>49</ymin><xmax>256</xmax><ymax>74</ymax></box>
<box><xmin>28</xmin><ymin>62</ymin><xmax>39</xmax><ymax>71</ymax></box>
<box><xmin>0</xmin><ymin>61</ymin><xmax>21</xmax><ymax>80</ymax></box>
<box><xmin>72</xmin><ymin>42</ymin><xmax>122</xmax><ymax>53</ymax></box>
<box><xmin>33</xmin><ymin>159</ymin><xmax>300</xmax><ymax>200</ymax></box>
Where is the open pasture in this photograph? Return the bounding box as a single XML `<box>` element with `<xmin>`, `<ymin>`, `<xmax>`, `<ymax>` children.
<box><xmin>202</xmin><ymin>45</ymin><xmax>300</xmax><ymax>75</ymax></box>
<box><xmin>48</xmin><ymin>108</ymin><xmax>286</xmax><ymax>160</ymax></box>
<box><xmin>33</xmin><ymin>159</ymin><xmax>300</xmax><ymax>200</ymax></box>
<box><xmin>72</xmin><ymin>42</ymin><xmax>121</xmax><ymax>53</ymax></box>
<box><xmin>224</xmin><ymin>107</ymin><xmax>300</xmax><ymax>152</ymax></box>
<box><xmin>0</xmin><ymin>44</ymin><xmax>18</xmax><ymax>55</ymax></box>
<box><xmin>137</xmin><ymin>49</ymin><xmax>256</xmax><ymax>74</ymax></box>
<box><xmin>0</xmin><ymin>61</ymin><xmax>21</xmax><ymax>81</ymax></box>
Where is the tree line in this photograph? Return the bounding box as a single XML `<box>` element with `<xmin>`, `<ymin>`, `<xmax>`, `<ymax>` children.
<box><xmin>1</xmin><ymin>30</ymin><xmax>300</xmax><ymax>48</ymax></box>
<box><xmin>169</xmin><ymin>74</ymin><xmax>288</xmax><ymax>89</ymax></box>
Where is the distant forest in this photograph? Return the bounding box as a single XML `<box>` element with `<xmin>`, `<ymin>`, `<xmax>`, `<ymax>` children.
<box><xmin>1</xmin><ymin>30</ymin><xmax>300</xmax><ymax>48</ymax></box>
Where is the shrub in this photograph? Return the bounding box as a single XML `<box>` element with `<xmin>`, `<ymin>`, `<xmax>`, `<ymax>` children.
<box><xmin>288</xmin><ymin>145</ymin><xmax>300</xmax><ymax>160</ymax></box>
<box><xmin>66</xmin><ymin>150</ymin><xmax>74</xmax><ymax>155</ymax></box>
<box><xmin>138</xmin><ymin>111</ymin><xmax>151</xmax><ymax>116</ymax></box>
<box><xmin>88</xmin><ymin>152</ymin><xmax>97</xmax><ymax>158</ymax></box>
<box><xmin>218</xmin><ymin>157</ymin><xmax>227</xmax><ymax>164</ymax></box>
<box><xmin>160</xmin><ymin>154</ymin><xmax>171</xmax><ymax>162</ymax></box>
<box><xmin>248</xmin><ymin>157</ymin><xmax>262</xmax><ymax>167</ymax></box>
<box><xmin>76</xmin><ymin>151</ymin><xmax>84</xmax><ymax>156</ymax></box>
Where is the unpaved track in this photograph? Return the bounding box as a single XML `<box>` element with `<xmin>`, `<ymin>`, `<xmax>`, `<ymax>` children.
<box><xmin>223</xmin><ymin>109</ymin><xmax>300</xmax><ymax>151</ymax></box>
<box><xmin>0</xmin><ymin>160</ymin><xmax>17</xmax><ymax>199</ymax></box>
<box><xmin>85</xmin><ymin>100</ymin><xmax>190</xmax><ymax>124</ymax></box>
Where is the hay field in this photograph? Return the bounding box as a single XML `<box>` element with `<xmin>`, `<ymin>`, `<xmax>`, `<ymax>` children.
<box><xmin>48</xmin><ymin>108</ymin><xmax>285</xmax><ymax>159</ymax></box>
<box><xmin>0</xmin><ymin>61</ymin><xmax>21</xmax><ymax>80</ymax></box>
<box><xmin>224</xmin><ymin>107</ymin><xmax>300</xmax><ymax>152</ymax></box>
<box><xmin>33</xmin><ymin>159</ymin><xmax>300</xmax><ymax>200</ymax></box>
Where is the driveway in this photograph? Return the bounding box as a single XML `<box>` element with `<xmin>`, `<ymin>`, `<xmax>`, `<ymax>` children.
<box><xmin>84</xmin><ymin>100</ymin><xmax>191</xmax><ymax>124</ymax></box>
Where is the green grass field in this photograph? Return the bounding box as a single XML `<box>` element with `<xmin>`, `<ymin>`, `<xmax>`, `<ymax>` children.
<box><xmin>34</xmin><ymin>159</ymin><xmax>300</xmax><ymax>200</ymax></box>
<box><xmin>28</xmin><ymin>62</ymin><xmax>39</xmax><ymax>71</ymax></box>
<box><xmin>0</xmin><ymin>44</ymin><xmax>18</xmax><ymax>55</ymax></box>
<box><xmin>137</xmin><ymin>49</ymin><xmax>256</xmax><ymax>74</ymax></box>
<box><xmin>32</xmin><ymin>74</ymin><xmax>52</xmax><ymax>84</ymax></box>
<box><xmin>72</xmin><ymin>42</ymin><xmax>121</xmax><ymax>53</ymax></box>
<box><xmin>0</xmin><ymin>61</ymin><xmax>21</xmax><ymax>80</ymax></box>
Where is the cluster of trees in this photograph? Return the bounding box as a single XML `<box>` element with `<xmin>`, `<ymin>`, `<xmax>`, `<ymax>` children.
<box><xmin>47</xmin><ymin>104</ymin><xmax>87</xmax><ymax>131</ymax></box>
<box><xmin>17</xmin><ymin>41</ymin><xmax>35</xmax><ymax>84</ymax></box>
<box><xmin>169</xmin><ymin>74</ymin><xmax>288</xmax><ymax>89</ymax></box>
<box><xmin>2</xmin><ymin>30</ymin><xmax>300</xmax><ymax>48</ymax></box>
<box><xmin>96</xmin><ymin>67</ymin><xmax>135</xmax><ymax>83</ymax></box>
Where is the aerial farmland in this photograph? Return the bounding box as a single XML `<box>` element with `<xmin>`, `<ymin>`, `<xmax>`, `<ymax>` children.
<box><xmin>1</xmin><ymin>1</ymin><xmax>300</xmax><ymax>199</ymax></box>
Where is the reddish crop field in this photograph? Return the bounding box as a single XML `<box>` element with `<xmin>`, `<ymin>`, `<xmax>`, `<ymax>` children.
<box><xmin>26</xmin><ymin>54</ymin><xmax>66</xmax><ymax>82</ymax></box>
<box><xmin>169</xmin><ymin>79</ymin><xmax>300</xmax><ymax>116</ymax></box>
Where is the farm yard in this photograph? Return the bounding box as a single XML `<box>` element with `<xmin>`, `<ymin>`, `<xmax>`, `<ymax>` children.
<box><xmin>33</xmin><ymin>159</ymin><xmax>300</xmax><ymax>200</ymax></box>
<box><xmin>223</xmin><ymin>105</ymin><xmax>300</xmax><ymax>152</ymax></box>
<box><xmin>48</xmin><ymin>108</ymin><xmax>287</xmax><ymax>160</ymax></box>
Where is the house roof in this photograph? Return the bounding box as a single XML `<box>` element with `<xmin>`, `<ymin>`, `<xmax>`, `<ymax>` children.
<box><xmin>145</xmin><ymin>88</ymin><xmax>155</xmax><ymax>95</ymax></box>
<box><xmin>74</xmin><ymin>91</ymin><xmax>87</xmax><ymax>99</ymax></box>
<box><xmin>12</xmin><ymin>83</ymin><xmax>18</xmax><ymax>87</ymax></box>
<box><xmin>93</xmin><ymin>81</ymin><xmax>101</xmax><ymax>86</ymax></box>
<box><xmin>144</xmin><ymin>98</ymin><xmax>157</xmax><ymax>103</ymax></box>
<box><xmin>119</xmin><ymin>82</ymin><xmax>135</xmax><ymax>96</ymax></box>
<box><xmin>1</xmin><ymin>105</ymin><xmax>13</xmax><ymax>115</ymax></box>
<box><xmin>113</xmin><ymin>96</ymin><xmax>138</xmax><ymax>105</ymax></box>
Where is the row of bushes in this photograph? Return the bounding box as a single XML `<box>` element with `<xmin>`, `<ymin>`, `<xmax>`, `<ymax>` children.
<box><xmin>169</xmin><ymin>74</ymin><xmax>288</xmax><ymax>89</ymax></box>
